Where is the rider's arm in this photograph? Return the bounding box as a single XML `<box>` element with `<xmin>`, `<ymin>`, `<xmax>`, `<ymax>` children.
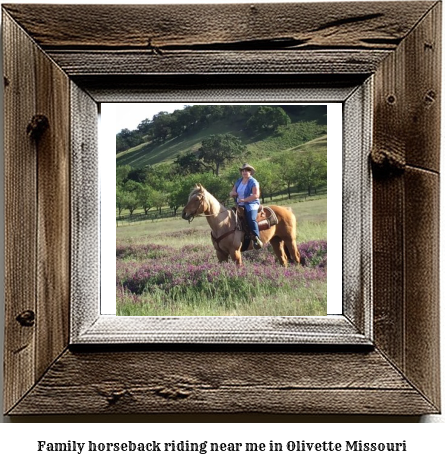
<box><xmin>240</xmin><ymin>186</ymin><xmax>259</xmax><ymax>203</ymax></box>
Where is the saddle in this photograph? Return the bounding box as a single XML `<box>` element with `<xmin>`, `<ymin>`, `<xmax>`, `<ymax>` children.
<box><xmin>233</xmin><ymin>205</ymin><xmax>278</xmax><ymax>251</ymax></box>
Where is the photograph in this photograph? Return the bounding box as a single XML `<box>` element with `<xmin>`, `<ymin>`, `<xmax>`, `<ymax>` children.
<box><xmin>114</xmin><ymin>104</ymin><xmax>329</xmax><ymax>317</ymax></box>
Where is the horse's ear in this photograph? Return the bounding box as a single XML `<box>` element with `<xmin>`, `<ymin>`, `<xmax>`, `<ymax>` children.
<box><xmin>197</xmin><ymin>183</ymin><xmax>203</xmax><ymax>190</ymax></box>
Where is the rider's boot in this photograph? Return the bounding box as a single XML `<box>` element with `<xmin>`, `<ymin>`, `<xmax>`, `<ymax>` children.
<box><xmin>252</xmin><ymin>235</ymin><xmax>263</xmax><ymax>250</ymax></box>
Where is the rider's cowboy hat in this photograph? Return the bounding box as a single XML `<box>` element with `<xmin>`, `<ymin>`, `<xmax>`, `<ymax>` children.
<box><xmin>239</xmin><ymin>163</ymin><xmax>256</xmax><ymax>175</ymax></box>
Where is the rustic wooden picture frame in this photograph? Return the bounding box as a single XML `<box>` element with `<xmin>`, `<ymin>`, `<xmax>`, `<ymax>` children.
<box><xmin>2</xmin><ymin>2</ymin><xmax>441</xmax><ymax>416</ymax></box>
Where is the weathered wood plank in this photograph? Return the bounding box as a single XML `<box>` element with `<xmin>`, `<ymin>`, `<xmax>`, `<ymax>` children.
<box><xmin>35</xmin><ymin>43</ymin><xmax>71</xmax><ymax>380</ymax></box>
<box><xmin>371</xmin><ymin>2</ymin><xmax>441</xmax><ymax>412</ymax></box>
<box><xmin>3</xmin><ymin>12</ymin><xmax>37</xmax><ymax>414</ymax></box>
<box><xmin>2</xmin><ymin>2</ymin><xmax>436</xmax><ymax>50</ymax></box>
<box><xmin>372</xmin><ymin>46</ymin><xmax>406</xmax><ymax>369</ymax></box>
<box><xmin>9</xmin><ymin>349</ymin><xmax>438</xmax><ymax>415</ymax></box>
<box><xmin>404</xmin><ymin>2</ymin><xmax>441</xmax><ymax>172</ymax></box>
<box><xmin>404</xmin><ymin>168</ymin><xmax>441</xmax><ymax>409</ymax></box>
<box><xmin>47</xmin><ymin>50</ymin><xmax>390</xmax><ymax>76</ymax></box>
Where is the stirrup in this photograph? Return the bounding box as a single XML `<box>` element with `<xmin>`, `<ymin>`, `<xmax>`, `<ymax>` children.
<box><xmin>253</xmin><ymin>236</ymin><xmax>263</xmax><ymax>250</ymax></box>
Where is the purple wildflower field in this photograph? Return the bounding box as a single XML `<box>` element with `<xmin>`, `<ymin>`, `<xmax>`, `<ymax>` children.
<box><xmin>116</xmin><ymin>229</ymin><xmax>327</xmax><ymax>316</ymax></box>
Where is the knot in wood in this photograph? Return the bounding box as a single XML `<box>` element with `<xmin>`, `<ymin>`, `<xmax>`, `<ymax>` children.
<box><xmin>424</xmin><ymin>90</ymin><xmax>436</xmax><ymax>105</ymax></box>
<box><xmin>105</xmin><ymin>389</ymin><xmax>128</xmax><ymax>405</ymax></box>
<box><xmin>96</xmin><ymin>385</ymin><xmax>130</xmax><ymax>406</ymax></box>
<box><xmin>27</xmin><ymin>114</ymin><xmax>49</xmax><ymax>140</ymax></box>
<box><xmin>16</xmin><ymin>310</ymin><xmax>35</xmax><ymax>327</ymax></box>
<box><xmin>370</xmin><ymin>148</ymin><xmax>405</xmax><ymax>178</ymax></box>
<box><xmin>154</xmin><ymin>386</ymin><xmax>191</xmax><ymax>400</ymax></box>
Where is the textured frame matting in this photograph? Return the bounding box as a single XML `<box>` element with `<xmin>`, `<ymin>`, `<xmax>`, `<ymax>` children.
<box><xmin>71</xmin><ymin>83</ymin><xmax>373</xmax><ymax>345</ymax></box>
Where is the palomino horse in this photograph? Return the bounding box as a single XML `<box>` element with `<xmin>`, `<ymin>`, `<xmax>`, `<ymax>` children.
<box><xmin>181</xmin><ymin>184</ymin><xmax>300</xmax><ymax>267</ymax></box>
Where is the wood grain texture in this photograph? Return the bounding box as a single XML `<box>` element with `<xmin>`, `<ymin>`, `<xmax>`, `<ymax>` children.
<box><xmin>3</xmin><ymin>11</ymin><xmax>71</xmax><ymax>413</ymax></box>
<box><xmin>404</xmin><ymin>168</ymin><xmax>441</xmax><ymax>407</ymax></box>
<box><xmin>8</xmin><ymin>349</ymin><xmax>437</xmax><ymax>415</ymax></box>
<box><xmin>3</xmin><ymin>13</ymin><xmax>38</xmax><ymax>414</ymax></box>
<box><xmin>2</xmin><ymin>2</ymin><xmax>435</xmax><ymax>50</ymax></box>
<box><xmin>3</xmin><ymin>2</ymin><xmax>441</xmax><ymax>416</ymax></box>
<box><xmin>46</xmin><ymin>50</ymin><xmax>390</xmax><ymax>76</ymax></box>
<box><xmin>35</xmin><ymin>37</ymin><xmax>71</xmax><ymax>382</ymax></box>
<box><xmin>372</xmin><ymin>2</ymin><xmax>441</xmax><ymax>411</ymax></box>
<box><xmin>404</xmin><ymin>2</ymin><xmax>441</xmax><ymax>172</ymax></box>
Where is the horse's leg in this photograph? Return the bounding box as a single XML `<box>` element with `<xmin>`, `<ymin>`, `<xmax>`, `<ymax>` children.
<box><xmin>229</xmin><ymin>248</ymin><xmax>242</xmax><ymax>266</ymax></box>
<box><xmin>283</xmin><ymin>238</ymin><xmax>301</xmax><ymax>264</ymax></box>
<box><xmin>270</xmin><ymin>237</ymin><xmax>288</xmax><ymax>267</ymax></box>
<box><xmin>216</xmin><ymin>250</ymin><xmax>229</xmax><ymax>262</ymax></box>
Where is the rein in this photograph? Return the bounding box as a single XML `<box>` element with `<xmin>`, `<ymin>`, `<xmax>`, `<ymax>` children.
<box><xmin>211</xmin><ymin>228</ymin><xmax>236</xmax><ymax>252</ymax></box>
<box><xmin>187</xmin><ymin>189</ymin><xmax>240</xmax><ymax>253</ymax></box>
<box><xmin>187</xmin><ymin>194</ymin><xmax>227</xmax><ymax>222</ymax></box>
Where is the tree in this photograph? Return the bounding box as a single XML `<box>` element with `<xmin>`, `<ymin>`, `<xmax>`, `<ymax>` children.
<box><xmin>294</xmin><ymin>150</ymin><xmax>327</xmax><ymax>196</ymax></box>
<box><xmin>137</xmin><ymin>118</ymin><xmax>153</xmax><ymax>136</ymax></box>
<box><xmin>151</xmin><ymin>189</ymin><xmax>167</xmax><ymax>214</ymax></box>
<box><xmin>122</xmin><ymin>190</ymin><xmax>139</xmax><ymax>216</ymax></box>
<box><xmin>145</xmin><ymin>163</ymin><xmax>175</xmax><ymax>191</ymax></box>
<box><xmin>116</xmin><ymin>185</ymin><xmax>127</xmax><ymax>216</ymax></box>
<box><xmin>174</xmin><ymin>151</ymin><xmax>204</xmax><ymax>175</ymax></box>
<box><xmin>127</xmin><ymin>167</ymin><xmax>150</xmax><ymax>183</ymax></box>
<box><xmin>188</xmin><ymin>172</ymin><xmax>232</xmax><ymax>203</ymax></box>
<box><xmin>198</xmin><ymin>134</ymin><xmax>245</xmax><ymax>176</ymax></box>
<box><xmin>137</xmin><ymin>185</ymin><xmax>155</xmax><ymax>214</ymax></box>
<box><xmin>116</xmin><ymin>128</ymin><xmax>144</xmax><ymax>153</ymax></box>
<box><xmin>116</xmin><ymin>165</ymin><xmax>132</xmax><ymax>185</ymax></box>
<box><xmin>276</xmin><ymin>152</ymin><xmax>299</xmax><ymax>199</ymax></box>
<box><xmin>246</xmin><ymin>106</ymin><xmax>291</xmax><ymax>133</ymax></box>
<box><xmin>167</xmin><ymin>179</ymin><xmax>193</xmax><ymax>215</ymax></box>
<box><xmin>253</xmin><ymin>160</ymin><xmax>281</xmax><ymax>202</ymax></box>
<box><xmin>151</xmin><ymin>111</ymin><xmax>175</xmax><ymax>143</ymax></box>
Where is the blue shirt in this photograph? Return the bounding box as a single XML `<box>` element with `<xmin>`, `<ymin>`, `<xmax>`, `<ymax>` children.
<box><xmin>235</xmin><ymin>176</ymin><xmax>260</xmax><ymax>210</ymax></box>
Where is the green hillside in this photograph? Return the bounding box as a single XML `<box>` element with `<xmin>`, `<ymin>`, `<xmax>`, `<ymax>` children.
<box><xmin>116</xmin><ymin>105</ymin><xmax>327</xmax><ymax>169</ymax></box>
<box><xmin>117</xmin><ymin>120</ymin><xmax>246</xmax><ymax>168</ymax></box>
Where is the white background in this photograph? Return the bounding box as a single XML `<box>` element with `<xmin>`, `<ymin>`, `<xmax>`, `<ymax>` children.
<box><xmin>1</xmin><ymin>0</ymin><xmax>444</xmax><ymax>461</ymax></box>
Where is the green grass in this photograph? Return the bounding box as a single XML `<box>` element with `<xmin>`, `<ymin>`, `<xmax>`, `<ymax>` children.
<box><xmin>117</xmin><ymin>281</ymin><xmax>327</xmax><ymax>317</ymax></box>
<box><xmin>116</xmin><ymin>196</ymin><xmax>327</xmax><ymax>317</ymax></box>
<box><xmin>117</xmin><ymin>197</ymin><xmax>327</xmax><ymax>245</ymax></box>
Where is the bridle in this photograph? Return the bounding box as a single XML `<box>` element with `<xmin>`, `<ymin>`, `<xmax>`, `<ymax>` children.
<box><xmin>184</xmin><ymin>189</ymin><xmax>241</xmax><ymax>251</ymax></box>
<box><xmin>185</xmin><ymin>191</ymin><xmax>220</xmax><ymax>223</ymax></box>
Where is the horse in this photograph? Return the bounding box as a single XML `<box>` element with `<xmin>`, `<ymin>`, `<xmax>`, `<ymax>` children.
<box><xmin>181</xmin><ymin>184</ymin><xmax>300</xmax><ymax>267</ymax></box>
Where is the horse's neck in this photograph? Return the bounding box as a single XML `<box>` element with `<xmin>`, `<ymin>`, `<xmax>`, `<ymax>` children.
<box><xmin>205</xmin><ymin>194</ymin><xmax>232</xmax><ymax>230</ymax></box>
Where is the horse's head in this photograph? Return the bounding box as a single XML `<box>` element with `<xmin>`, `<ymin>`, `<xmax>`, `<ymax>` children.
<box><xmin>182</xmin><ymin>184</ymin><xmax>207</xmax><ymax>222</ymax></box>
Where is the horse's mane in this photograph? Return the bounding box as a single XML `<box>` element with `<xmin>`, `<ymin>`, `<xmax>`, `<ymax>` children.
<box><xmin>189</xmin><ymin>185</ymin><xmax>203</xmax><ymax>198</ymax></box>
<box><xmin>189</xmin><ymin>184</ymin><xmax>229</xmax><ymax>213</ymax></box>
